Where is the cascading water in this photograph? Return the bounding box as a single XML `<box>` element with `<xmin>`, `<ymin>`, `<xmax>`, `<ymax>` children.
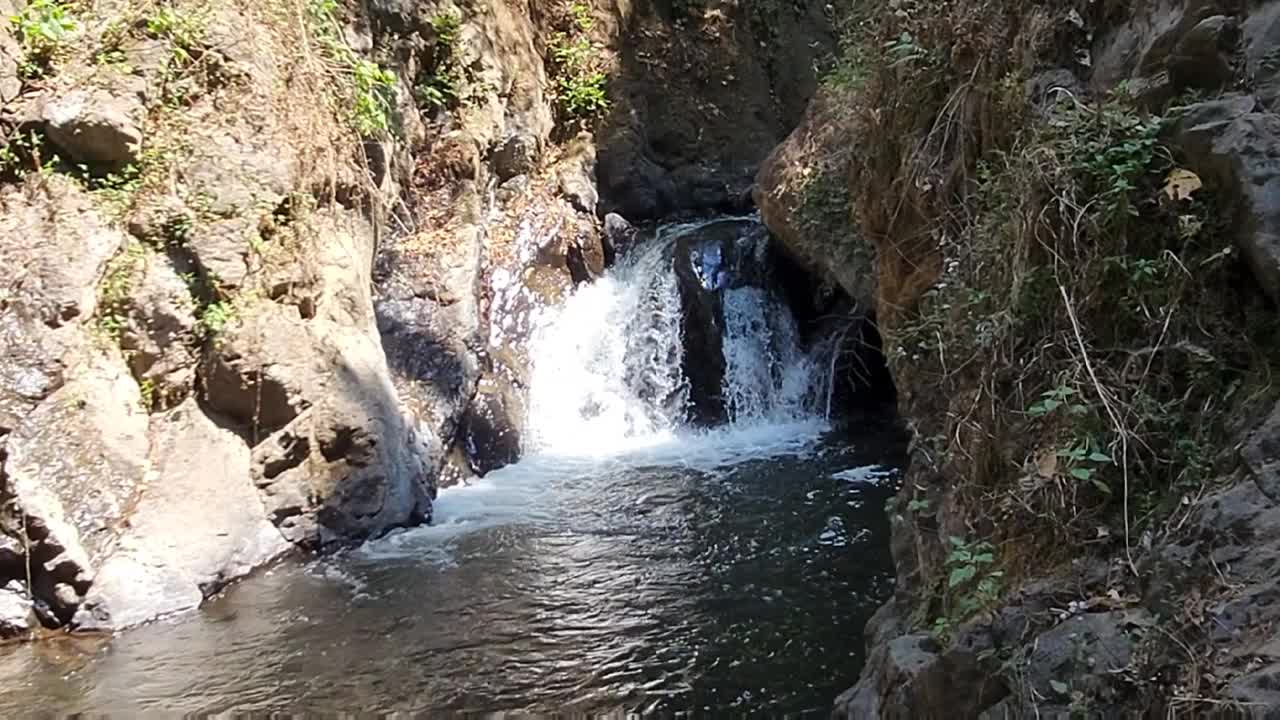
<box><xmin>524</xmin><ymin>218</ymin><xmax>832</xmax><ymax>456</ymax></box>
<box><xmin>0</xmin><ymin>217</ymin><xmax>903</xmax><ymax>716</ymax></box>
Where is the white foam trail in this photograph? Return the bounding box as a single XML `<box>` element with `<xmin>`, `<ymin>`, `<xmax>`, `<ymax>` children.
<box><xmin>360</xmin><ymin>217</ymin><xmax>843</xmax><ymax>559</ymax></box>
<box><xmin>523</xmin><ymin>234</ymin><xmax>687</xmax><ymax>454</ymax></box>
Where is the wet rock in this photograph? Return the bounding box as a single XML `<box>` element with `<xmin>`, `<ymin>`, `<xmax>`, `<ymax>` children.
<box><xmin>460</xmin><ymin>375</ymin><xmax>525</xmax><ymax>476</ymax></box>
<box><xmin>241</xmin><ymin>213</ymin><xmax>437</xmax><ymax>546</ymax></box>
<box><xmin>42</xmin><ymin>87</ymin><xmax>144</xmax><ymax>170</ymax></box>
<box><xmin>492</xmin><ymin>133</ymin><xmax>539</xmax><ymax>181</ymax></box>
<box><xmin>0</xmin><ymin>581</ymin><xmax>32</xmax><ymax>639</ymax></box>
<box><xmin>672</xmin><ymin>219</ymin><xmax>772</xmax><ymax>424</ymax></box>
<box><xmin>1168</xmin><ymin>16</ymin><xmax>1239</xmax><ymax>92</ymax></box>
<box><xmin>2</xmin><ymin>345</ymin><xmax>149</xmax><ymax>623</ymax></box>
<box><xmin>375</xmin><ymin>210</ymin><xmax>483</xmax><ymax>451</ymax></box>
<box><xmin>73</xmin><ymin>400</ymin><xmax>289</xmax><ymax>630</ymax></box>
<box><xmin>602</xmin><ymin>212</ymin><xmax>637</xmax><ymax>265</ymax></box>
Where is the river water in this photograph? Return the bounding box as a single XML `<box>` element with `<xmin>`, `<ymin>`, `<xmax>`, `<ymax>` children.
<box><xmin>0</xmin><ymin>219</ymin><xmax>902</xmax><ymax>715</ymax></box>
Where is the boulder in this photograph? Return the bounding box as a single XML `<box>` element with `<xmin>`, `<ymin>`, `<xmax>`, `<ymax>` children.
<box><xmin>375</xmin><ymin>212</ymin><xmax>484</xmax><ymax>454</ymax></box>
<box><xmin>459</xmin><ymin>374</ymin><xmax>524</xmax><ymax>476</ymax></box>
<box><xmin>755</xmin><ymin>90</ymin><xmax>876</xmax><ymax>307</ymax></box>
<box><xmin>0</xmin><ymin>581</ymin><xmax>32</xmax><ymax>639</ymax></box>
<box><xmin>555</xmin><ymin>136</ymin><xmax>600</xmax><ymax>216</ymax></box>
<box><xmin>1169</xmin><ymin>98</ymin><xmax>1280</xmax><ymax>303</ymax></box>
<box><xmin>177</xmin><ymin>126</ymin><xmax>296</xmax><ymax>290</ymax></box>
<box><xmin>671</xmin><ymin>219</ymin><xmax>772</xmax><ymax>424</ymax></box>
<box><xmin>1</xmin><ymin>345</ymin><xmax>149</xmax><ymax>623</ymax></box>
<box><xmin>238</xmin><ymin>213</ymin><xmax>437</xmax><ymax>547</ymax></box>
<box><xmin>42</xmin><ymin>87</ymin><xmax>144</xmax><ymax>170</ymax></box>
<box><xmin>492</xmin><ymin>133</ymin><xmax>540</xmax><ymax>181</ymax></box>
<box><xmin>0</xmin><ymin>176</ymin><xmax>128</xmax><ymax>328</ymax></box>
<box><xmin>0</xmin><ymin>0</ymin><xmax>19</xmax><ymax>105</ymax></box>
<box><xmin>835</xmin><ymin>630</ymin><xmax>1006</xmax><ymax>720</ymax></box>
<box><xmin>199</xmin><ymin>301</ymin><xmax>314</xmax><ymax>437</ymax></box>
<box><xmin>602</xmin><ymin>212</ymin><xmax>637</xmax><ymax>265</ymax></box>
<box><xmin>72</xmin><ymin>400</ymin><xmax>289</xmax><ymax>630</ymax></box>
<box><xmin>1245</xmin><ymin>2</ymin><xmax>1280</xmax><ymax>109</ymax></box>
<box><xmin>118</xmin><ymin>254</ymin><xmax>198</xmax><ymax>410</ymax></box>
<box><xmin>1168</xmin><ymin>16</ymin><xmax>1239</xmax><ymax>92</ymax></box>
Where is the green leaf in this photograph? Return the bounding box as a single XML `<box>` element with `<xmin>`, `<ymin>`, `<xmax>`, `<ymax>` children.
<box><xmin>1050</xmin><ymin>679</ymin><xmax>1069</xmax><ymax>695</ymax></box>
<box><xmin>972</xmin><ymin>552</ymin><xmax>994</xmax><ymax>565</ymax></box>
<box><xmin>1089</xmin><ymin>452</ymin><xmax>1113</xmax><ymax>463</ymax></box>
<box><xmin>948</xmin><ymin>565</ymin><xmax>977</xmax><ymax>588</ymax></box>
<box><xmin>1069</xmin><ymin>467</ymin><xmax>1093</xmax><ymax>481</ymax></box>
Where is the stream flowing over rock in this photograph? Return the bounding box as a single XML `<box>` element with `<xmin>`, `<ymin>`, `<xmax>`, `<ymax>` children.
<box><xmin>0</xmin><ymin>0</ymin><xmax>847</xmax><ymax>641</ymax></box>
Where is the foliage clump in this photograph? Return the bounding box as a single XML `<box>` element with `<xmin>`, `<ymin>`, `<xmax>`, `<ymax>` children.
<box><xmin>306</xmin><ymin>0</ymin><xmax>398</xmax><ymax>137</ymax></box>
<box><xmin>548</xmin><ymin>3</ymin><xmax>609</xmax><ymax>121</ymax></box>
<box><xmin>8</xmin><ymin>0</ymin><xmax>77</xmax><ymax>78</ymax></box>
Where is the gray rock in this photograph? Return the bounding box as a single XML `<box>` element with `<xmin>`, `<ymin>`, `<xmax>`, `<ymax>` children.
<box><xmin>1228</xmin><ymin>662</ymin><xmax>1280</xmax><ymax>715</ymax></box>
<box><xmin>556</xmin><ymin>138</ymin><xmax>600</xmax><ymax>216</ymax></box>
<box><xmin>199</xmin><ymin>301</ymin><xmax>314</xmax><ymax>436</ymax></box>
<box><xmin>2</xmin><ymin>345</ymin><xmax>149</xmax><ymax>623</ymax></box>
<box><xmin>755</xmin><ymin>91</ymin><xmax>876</xmax><ymax>306</ymax></box>
<box><xmin>1245</xmin><ymin>2</ymin><xmax>1280</xmax><ymax>110</ymax></box>
<box><xmin>1168</xmin><ymin>15</ymin><xmax>1239</xmax><ymax>91</ymax></box>
<box><xmin>237</xmin><ymin>213</ymin><xmax>436</xmax><ymax>547</ymax></box>
<box><xmin>460</xmin><ymin>375</ymin><xmax>524</xmax><ymax>476</ymax></box>
<box><xmin>836</xmin><ymin>630</ymin><xmax>1005</xmax><ymax>720</ymax></box>
<box><xmin>73</xmin><ymin>400</ymin><xmax>289</xmax><ymax>630</ymax></box>
<box><xmin>0</xmin><ymin>176</ymin><xmax>128</xmax><ymax>328</ymax></box>
<box><xmin>0</xmin><ymin>0</ymin><xmax>19</xmax><ymax>105</ymax></box>
<box><xmin>118</xmin><ymin>254</ymin><xmax>198</xmax><ymax>410</ymax></box>
<box><xmin>671</xmin><ymin>219</ymin><xmax>772</xmax><ymax>424</ymax></box>
<box><xmin>1169</xmin><ymin>101</ymin><xmax>1280</xmax><ymax>303</ymax></box>
<box><xmin>492</xmin><ymin>133</ymin><xmax>539</xmax><ymax>181</ymax></box>
<box><xmin>42</xmin><ymin>88</ymin><xmax>144</xmax><ymax>169</ymax></box>
<box><xmin>0</xmin><ymin>581</ymin><xmax>32</xmax><ymax>639</ymax></box>
<box><xmin>602</xmin><ymin>212</ymin><xmax>637</xmax><ymax>265</ymax></box>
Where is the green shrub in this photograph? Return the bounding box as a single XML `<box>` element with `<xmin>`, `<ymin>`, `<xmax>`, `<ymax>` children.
<box><xmin>548</xmin><ymin>10</ymin><xmax>610</xmax><ymax>122</ymax></box>
<box><xmin>306</xmin><ymin>0</ymin><xmax>398</xmax><ymax>137</ymax></box>
<box><xmin>9</xmin><ymin>0</ymin><xmax>77</xmax><ymax>77</ymax></box>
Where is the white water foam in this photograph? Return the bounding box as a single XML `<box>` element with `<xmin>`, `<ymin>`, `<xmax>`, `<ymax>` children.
<box><xmin>358</xmin><ymin>218</ymin><xmax>839</xmax><ymax>559</ymax></box>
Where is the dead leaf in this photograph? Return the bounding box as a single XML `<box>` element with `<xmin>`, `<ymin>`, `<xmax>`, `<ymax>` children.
<box><xmin>1036</xmin><ymin>451</ymin><xmax>1058</xmax><ymax>478</ymax></box>
<box><xmin>1163</xmin><ymin>168</ymin><xmax>1203</xmax><ymax>201</ymax></box>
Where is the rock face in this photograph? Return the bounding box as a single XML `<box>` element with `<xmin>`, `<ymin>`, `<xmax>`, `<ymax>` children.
<box><xmin>596</xmin><ymin>1</ymin><xmax>837</xmax><ymax>220</ymax></box>
<box><xmin>755</xmin><ymin>91</ymin><xmax>876</xmax><ymax>311</ymax></box>
<box><xmin>73</xmin><ymin>401</ymin><xmax>288</xmax><ymax>630</ymax></box>
<box><xmin>769</xmin><ymin>1</ymin><xmax>1280</xmax><ymax>717</ymax></box>
<box><xmin>1169</xmin><ymin>96</ymin><xmax>1280</xmax><ymax>303</ymax></box>
<box><xmin>671</xmin><ymin>219</ymin><xmax>771</xmax><ymax>424</ymax></box>
<box><xmin>0</xmin><ymin>1</ymin><xmax>449</xmax><ymax>631</ymax></box>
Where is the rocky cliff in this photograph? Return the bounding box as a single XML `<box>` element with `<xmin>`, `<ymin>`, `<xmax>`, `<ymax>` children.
<box><xmin>757</xmin><ymin>0</ymin><xmax>1280</xmax><ymax>716</ymax></box>
<box><xmin>0</xmin><ymin>0</ymin><xmax>838</xmax><ymax>638</ymax></box>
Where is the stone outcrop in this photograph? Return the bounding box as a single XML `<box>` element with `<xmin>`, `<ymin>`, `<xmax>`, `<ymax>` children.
<box><xmin>73</xmin><ymin>400</ymin><xmax>288</xmax><ymax>630</ymax></box>
<box><xmin>754</xmin><ymin>0</ymin><xmax>1280</xmax><ymax>716</ymax></box>
<box><xmin>755</xmin><ymin>91</ymin><xmax>876</xmax><ymax>311</ymax></box>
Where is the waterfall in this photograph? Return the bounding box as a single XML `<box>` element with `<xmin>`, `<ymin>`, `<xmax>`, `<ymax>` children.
<box><xmin>523</xmin><ymin>218</ymin><xmax>832</xmax><ymax>456</ymax></box>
